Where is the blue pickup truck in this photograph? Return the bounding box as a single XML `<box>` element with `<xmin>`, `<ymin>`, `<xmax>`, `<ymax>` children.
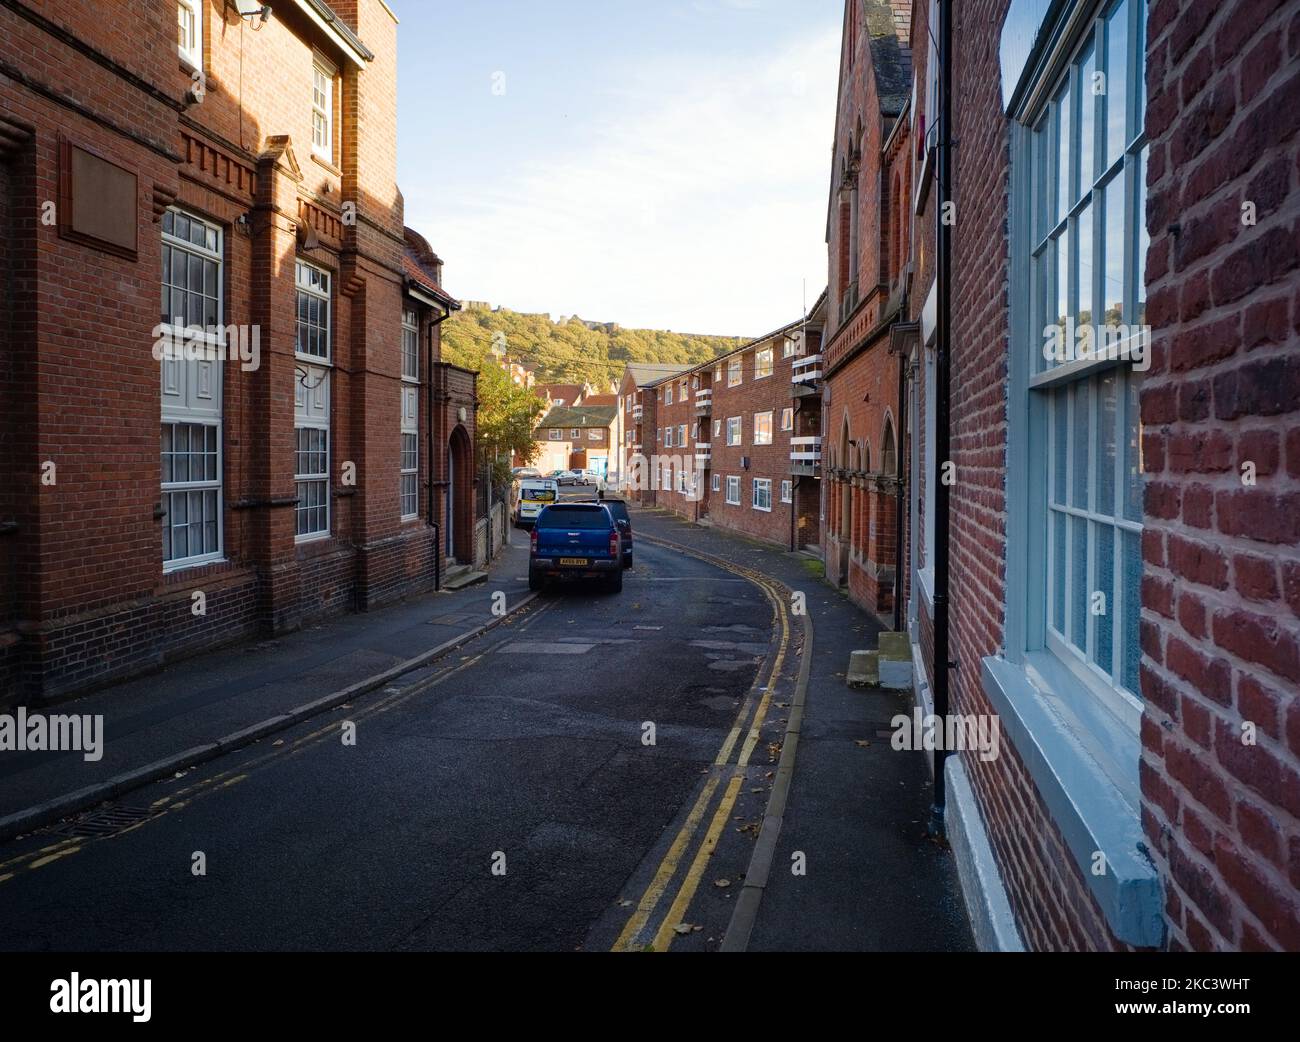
<box><xmin>529</xmin><ymin>503</ymin><xmax>623</xmax><ymax>593</ymax></box>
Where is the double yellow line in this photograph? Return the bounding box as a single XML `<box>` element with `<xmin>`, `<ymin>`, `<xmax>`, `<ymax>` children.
<box><xmin>611</xmin><ymin>535</ymin><xmax>792</xmax><ymax>951</ymax></box>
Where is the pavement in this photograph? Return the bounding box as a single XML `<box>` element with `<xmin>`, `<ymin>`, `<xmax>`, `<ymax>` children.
<box><xmin>0</xmin><ymin>536</ymin><xmax>534</xmax><ymax>834</ymax></box>
<box><xmin>626</xmin><ymin>506</ymin><xmax>975</xmax><ymax>952</ymax></box>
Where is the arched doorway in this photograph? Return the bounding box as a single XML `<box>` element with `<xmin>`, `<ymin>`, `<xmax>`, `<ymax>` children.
<box><xmin>447</xmin><ymin>424</ymin><xmax>473</xmax><ymax>564</ymax></box>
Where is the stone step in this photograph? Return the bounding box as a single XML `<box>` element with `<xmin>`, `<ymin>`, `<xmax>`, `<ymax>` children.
<box><xmin>442</xmin><ymin>567</ymin><xmax>488</xmax><ymax>591</ymax></box>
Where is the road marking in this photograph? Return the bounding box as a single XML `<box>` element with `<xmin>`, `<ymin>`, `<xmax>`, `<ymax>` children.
<box><xmin>28</xmin><ymin>847</ymin><xmax>80</xmax><ymax>870</ymax></box>
<box><xmin>657</xmin><ymin>593</ymin><xmax>790</xmax><ymax>951</ymax></box>
<box><xmin>611</xmin><ymin>535</ymin><xmax>792</xmax><ymax>951</ymax></box>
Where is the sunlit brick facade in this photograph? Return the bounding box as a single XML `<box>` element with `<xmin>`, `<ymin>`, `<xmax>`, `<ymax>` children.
<box><xmin>0</xmin><ymin>0</ymin><xmax>469</xmax><ymax>701</ymax></box>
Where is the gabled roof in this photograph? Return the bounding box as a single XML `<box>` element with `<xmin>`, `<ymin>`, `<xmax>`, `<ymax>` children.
<box><xmin>539</xmin><ymin>383</ymin><xmax>584</xmax><ymax>404</ymax></box>
<box><xmin>535</xmin><ymin>405</ymin><xmax>618</xmax><ymax>432</ymax></box>
<box><xmin>864</xmin><ymin>0</ymin><xmax>913</xmax><ymax>114</ymax></box>
<box><xmin>402</xmin><ymin>227</ymin><xmax>459</xmax><ymax>310</ymax></box>
<box><xmin>623</xmin><ymin>362</ymin><xmax>692</xmax><ymax>388</ymax></box>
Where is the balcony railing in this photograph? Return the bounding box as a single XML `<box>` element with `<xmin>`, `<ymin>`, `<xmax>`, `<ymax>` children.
<box><xmin>694</xmin><ymin>443</ymin><xmax>711</xmax><ymax>466</ymax></box>
<box><xmin>632</xmin><ymin>404</ymin><xmax>644</xmax><ymax>420</ymax></box>
<box><xmin>790</xmin><ymin>435</ymin><xmax>822</xmax><ymax>475</ymax></box>
<box><xmin>694</xmin><ymin>387</ymin><xmax>712</xmax><ymax>413</ymax></box>
<box><xmin>791</xmin><ymin>354</ymin><xmax>823</xmax><ymax>385</ymax></box>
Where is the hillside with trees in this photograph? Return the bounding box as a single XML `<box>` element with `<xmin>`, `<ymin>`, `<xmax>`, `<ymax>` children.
<box><xmin>440</xmin><ymin>305</ymin><xmax>749</xmax><ymax>386</ymax></box>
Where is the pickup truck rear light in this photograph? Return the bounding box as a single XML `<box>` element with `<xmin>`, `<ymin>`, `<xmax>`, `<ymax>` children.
<box><xmin>529</xmin><ymin>529</ymin><xmax>538</xmax><ymax>554</ymax></box>
<box><xmin>608</xmin><ymin>531</ymin><xmax>619</xmax><ymax>558</ymax></box>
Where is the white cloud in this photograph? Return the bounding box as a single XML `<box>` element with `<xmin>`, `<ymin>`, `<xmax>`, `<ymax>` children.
<box><xmin>404</xmin><ymin>28</ymin><xmax>838</xmax><ymax>336</ymax></box>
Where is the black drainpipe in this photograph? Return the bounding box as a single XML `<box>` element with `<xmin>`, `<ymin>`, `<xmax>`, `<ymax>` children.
<box><xmin>426</xmin><ymin>305</ymin><xmax>452</xmax><ymax>591</ymax></box>
<box><xmin>930</xmin><ymin>0</ymin><xmax>954</xmax><ymax>835</ymax></box>
<box><xmin>893</xmin><ymin>298</ymin><xmax>910</xmax><ymax>634</ymax></box>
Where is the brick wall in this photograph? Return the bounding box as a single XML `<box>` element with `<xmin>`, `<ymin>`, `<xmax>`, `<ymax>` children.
<box><xmin>0</xmin><ymin>0</ymin><xmax>456</xmax><ymax>702</ymax></box>
<box><xmin>1139</xmin><ymin>0</ymin><xmax>1300</xmax><ymax>951</ymax></box>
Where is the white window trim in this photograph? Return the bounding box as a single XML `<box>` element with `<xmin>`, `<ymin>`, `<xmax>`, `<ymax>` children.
<box><xmin>781</xmin><ymin>407</ymin><xmax>794</xmax><ymax>431</ymax></box>
<box><xmin>401</xmin><ymin>308</ymin><xmax>420</xmax><ymax>383</ymax></box>
<box><xmin>754</xmin><ymin>346</ymin><xmax>774</xmax><ymax>380</ymax></box>
<box><xmin>725</xmin><ymin>476</ymin><xmax>740</xmax><ymax>506</ymax></box>
<box><xmin>727</xmin><ymin>358</ymin><xmax>742</xmax><ymax>387</ymax></box>
<box><xmin>161</xmin><ymin>421</ymin><xmax>224</xmax><ymax>572</ymax></box>
<box><xmin>678</xmin><ymin>423</ymin><xmax>687</xmax><ymax>446</ymax></box>
<box><xmin>726</xmin><ymin>416</ymin><xmax>742</xmax><ymax>447</ymax></box>
<box><xmin>711</xmin><ymin>473</ymin><xmax>721</xmax><ymax>492</ymax></box>
<box><xmin>753</xmin><ymin>411</ymin><xmax>774</xmax><ymax>446</ymax></box>
<box><xmin>986</xmin><ymin>0</ymin><xmax>1159</xmax><ymax>949</ymax></box>
<box><xmin>294</xmin><ymin>422</ymin><xmax>331</xmax><ymax>543</ymax></box>
<box><xmin>312</xmin><ymin>56</ymin><xmax>336</xmax><ymax>161</ymax></box>
<box><xmin>400</xmin><ymin>432</ymin><xmax>419</xmax><ymax>521</ymax></box>
<box><xmin>161</xmin><ymin>208</ymin><xmax>224</xmax><ymax>572</ymax></box>
<box><xmin>295</xmin><ymin>259</ymin><xmax>332</xmax><ymax>364</ymax></box>
<box><xmin>752</xmin><ymin>478</ymin><xmax>772</xmax><ymax>512</ymax></box>
<box><xmin>177</xmin><ymin>0</ymin><xmax>202</xmax><ymax>70</ymax></box>
<box><xmin>781</xmin><ymin>479</ymin><xmax>792</xmax><ymax>503</ymax></box>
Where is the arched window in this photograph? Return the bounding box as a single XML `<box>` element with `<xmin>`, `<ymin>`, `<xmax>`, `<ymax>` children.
<box><xmin>881</xmin><ymin>416</ymin><xmax>897</xmax><ymax>476</ymax></box>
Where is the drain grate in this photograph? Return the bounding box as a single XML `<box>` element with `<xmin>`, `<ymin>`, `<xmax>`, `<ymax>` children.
<box><xmin>53</xmin><ymin>804</ymin><xmax>153</xmax><ymax>838</ymax></box>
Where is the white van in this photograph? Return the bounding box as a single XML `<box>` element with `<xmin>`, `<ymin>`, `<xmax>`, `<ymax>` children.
<box><xmin>515</xmin><ymin>478</ymin><xmax>559</xmax><ymax>528</ymax></box>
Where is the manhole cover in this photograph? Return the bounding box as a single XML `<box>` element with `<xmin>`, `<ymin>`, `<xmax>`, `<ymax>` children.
<box><xmin>53</xmin><ymin>804</ymin><xmax>153</xmax><ymax>838</ymax></box>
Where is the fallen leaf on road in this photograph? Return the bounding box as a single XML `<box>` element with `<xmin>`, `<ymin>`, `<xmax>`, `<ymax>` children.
<box><xmin>673</xmin><ymin>923</ymin><xmax>694</xmax><ymax>935</ymax></box>
<box><xmin>272</xmin><ymin>739</ymin><xmax>284</xmax><ymax>747</ymax></box>
<box><xmin>854</xmin><ymin>739</ymin><xmax>871</xmax><ymax>747</ymax></box>
<box><xmin>618</xmin><ymin>899</ymin><xmax>632</xmax><ymax>908</ymax></box>
<box><xmin>714</xmin><ymin>878</ymin><xmax>731</xmax><ymax>888</ymax></box>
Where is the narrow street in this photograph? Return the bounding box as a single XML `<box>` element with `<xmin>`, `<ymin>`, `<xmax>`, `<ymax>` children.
<box><xmin>0</xmin><ymin>504</ymin><xmax>970</xmax><ymax>952</ymax></box>
<box><xmin>0</xmin><ymin>530</ymin><xmax>779</xmax><ymax>951</ymax></box>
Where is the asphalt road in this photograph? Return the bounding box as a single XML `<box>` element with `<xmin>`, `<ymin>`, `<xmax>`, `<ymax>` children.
<box><xmin>0</xmin><ymin>537</ymin><xmax>778</xmax><ymax>952</ymax></box>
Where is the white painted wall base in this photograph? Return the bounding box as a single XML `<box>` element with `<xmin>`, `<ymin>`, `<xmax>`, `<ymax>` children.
<box><xmin>945</xmin><ymin>755</ymin><xmax>1026</xmax><ymax>952</ymax></box>
<box><xmin>910</xmin><ymin>633</ymin><xmax>1023</xmax><ymax>951</ymax></box>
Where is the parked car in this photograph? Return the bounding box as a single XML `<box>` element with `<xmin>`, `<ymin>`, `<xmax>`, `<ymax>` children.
<box><xmin>547</xmin><ymin>468</ymin><xmax>576</xmax><ymax>486</ymax></box>
<box><xmin>580</xmin><ymin>496</ymin><xmax>631</xmax><ymax>568</ymax></box>
<box><xmin>515</xmin><ymin>478</ymin><xmax>559</xmax><ymax>528</ymax></box>
<box><xmin>565</xmin><ymin>468</ymin><xmax>590</xmax><ymax>485</ymax></box>
<box><xmin>529</xmin><ymin>503</ymin><xmax>623</xmax><ymax>592</ymax></box>
<box><xmin>512</xmin><ymin>466</ymin><xmax>542</xmax><ymax>480</ymax></box>
<box><xmin>582</xmin><ymin>470</ymin><xmax>608</xmax><ymax>492</ymax></box>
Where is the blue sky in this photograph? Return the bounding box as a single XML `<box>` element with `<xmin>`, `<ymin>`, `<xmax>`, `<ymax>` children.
<box><xmin>394</xmin><ymin>0</ymin><xmax>844</xmax><ymax>338</ymax></box>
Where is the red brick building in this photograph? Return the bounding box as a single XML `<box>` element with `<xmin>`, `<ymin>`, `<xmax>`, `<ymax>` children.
<box><xmin>823</xmin><ymin>0</ymin><xmax>914</xmax><ymax>617</ymax></box>
<box><xmin>614</xmin><ymin>362</ymin><xmax>690</xmax><ymax>496</ymax></box>
<box><xmin>0</xmin><ymin>0</ymin><xmax>473</xmax><ymax>701</ymax></box>
<box><xmin>631</xmin><ymin>306</ymin><xmax>826</xmax><ymax>551</ymax></box>
<box><xmin>849</xmin><ymin>0</ymin><xmax>1300</xmax><ymax>950</ymax></box>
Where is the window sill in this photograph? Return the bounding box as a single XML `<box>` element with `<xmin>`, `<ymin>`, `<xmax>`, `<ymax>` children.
<box><xmin>916</xmin><ymin>565</ymin><xmax>935</xmax><ymax>613</ymax></box>
<box><xmin>310</xmin><ymin>152</ymin><xmax>341</xmax><ymax>177</ymax></box>
<box><xmin>979</xmin><ymin>654</ymin><xmax>1164</xmax><ymax>947</ymax></box>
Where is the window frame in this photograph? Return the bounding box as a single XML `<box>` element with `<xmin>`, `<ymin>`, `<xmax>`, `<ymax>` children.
<box><xmin>311</xmin><ymin>55</ymin><xmax>336</xmax><ymax>161</ymax></box>
<box><xmin>990</xmin><ymin>0</ymin><xmax>1162</xmax><ymax>948</ymax></box>
<box><xmin>294</xmin><ymin>258</ymin><xmax>332</xmax><ymax>543</ymax></box>
<box><xmin>754</xmin><ymin>346</ymin><xmax>774</xmax><ymax>380</ymax></box>
<box><xmin>752</xmin><ymin>478</ymin><xmax>772</xmax><ymax>512</ymax></box>
<box><xmin>753</xmin><ymin>411</ymin><xmax>774</xmax><ymax>446</ymax></box>
<box><xmin>161</xmin><ymin>208</ymin><xmax>224</xmax><ymax>572</ymax></box>
<box><xmin>727</xmin><ymin>357</ymin><xmax>742</xmax><ymax>387</ymax></box>
<box><xmin>401</xmin><ymin>307</ymin><xmax>420</xmax><ymax>382</ymax></box>
<box><xmin>1016</xmin><ymin>0</ymin><xmax>1147</xmax><ymax>734</ymax></box>
<box><xmin>725</xmin><ymin>416</ymin><xmax>742</xmax><ymax>447</ymax></box>
<box><xmin>725</xmin><ymin>475</ymin><xmax>740</xmax><ymax>506</ymax></box>
<box><xmin>177</xmin><ymin>0</ymin><xmax>202</xmax><ymax>70</ymax></box>
<box><xmin>781</xmin><ymin>479</ymin><xmax>792</xmax><ymax>504</ymax></box>
<box><xmin>780</xmin><ymin>407</ymin><xmax>794</xmax><ymax>431</ymax></box>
